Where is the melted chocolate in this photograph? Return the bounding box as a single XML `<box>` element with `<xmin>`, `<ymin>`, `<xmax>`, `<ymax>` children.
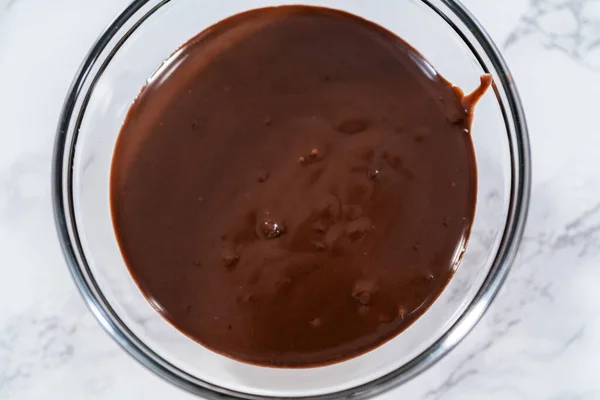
<box><xmin>111</xmin><ymin>6</ymin><xmax>490</xmax><ymax>367</ymax></box>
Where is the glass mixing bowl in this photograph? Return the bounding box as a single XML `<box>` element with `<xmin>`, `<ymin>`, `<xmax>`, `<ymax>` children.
<box><xmin>52</xmin><ymin>0</ymin><xmax>530</xmax><ymax>398</ymax></box>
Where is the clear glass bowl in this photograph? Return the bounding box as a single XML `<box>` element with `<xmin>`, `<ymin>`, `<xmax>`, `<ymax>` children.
<box><xmin>52</xmin><ymin>0</ymin><xmax>530</xmax><ymax>398</ymax></box>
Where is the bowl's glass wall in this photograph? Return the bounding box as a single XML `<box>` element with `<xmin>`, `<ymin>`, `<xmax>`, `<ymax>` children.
<box><xmin>63</xmin><ymin>0</ymin><xmax>519</xmax><ymax>398</ymax></box>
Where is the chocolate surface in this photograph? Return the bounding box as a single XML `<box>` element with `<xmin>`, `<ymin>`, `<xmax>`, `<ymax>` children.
<box><xmin>111</xmin><ymin>6</ymin><xmax>489</xmax><ymax>367</ymax></box>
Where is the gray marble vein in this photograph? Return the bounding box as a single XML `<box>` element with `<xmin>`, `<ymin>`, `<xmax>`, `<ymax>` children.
<box><xmin>0</xmin><ymin>314</ymin><xmax>78</xmax><ymax>398</ymax></box>
<box><xmin>524</xmin><ymin>325</ymin><xmax>586</xmax><ymax>362</ymax></box>
<box><xmin>1</xmin><ymin>0</ymin><xmax>21</xmax><ymax>12</ymax></box>
<box><xmin>421</xmin><ymin>319</ymin><xmax>522</xmax><ymax>400</ymax></box>
<box><xmin>1</xmin><ymin>0</ymin><xmax>600</xmax><ymax>399</ymax></box>
<box><xmin>505</xmin><ymin>0</ymin><xmax>600</xmax><ymax>70</ymax></box>
<box><xmin>410</xmin><ymin>189</ymin><xmax>600</xmax><ymax>400</ymax></box>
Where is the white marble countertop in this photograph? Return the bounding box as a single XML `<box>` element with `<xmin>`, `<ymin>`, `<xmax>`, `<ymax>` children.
<box><xmin>1</xmin><ymin>0</ymin><xmax>600</xmax><ymax>398</ymax></box>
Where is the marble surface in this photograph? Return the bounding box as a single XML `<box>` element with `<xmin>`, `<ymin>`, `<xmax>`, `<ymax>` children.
<box><xmin>1</xmin><ymin>0</ymin><xmax>599</xmax><ymax>398</ymax></box>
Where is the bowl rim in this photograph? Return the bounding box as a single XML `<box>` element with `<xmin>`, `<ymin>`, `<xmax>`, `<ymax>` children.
<box><xmin>52</xmin><ymin>0</ymin><xmax>531</xmax><ymax>398</ymax></box>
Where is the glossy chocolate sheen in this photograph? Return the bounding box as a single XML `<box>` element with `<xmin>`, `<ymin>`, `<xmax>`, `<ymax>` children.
<box><xmin>111</xmin><ymin>6</ymin><xmax>487</xmax><ymax>367</ymax></box>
